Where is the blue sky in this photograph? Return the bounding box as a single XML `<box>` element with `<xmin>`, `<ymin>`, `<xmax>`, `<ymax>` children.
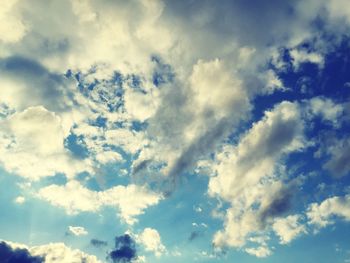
<box><xmin>0</xmin><ymin>0</ymin><xmax>350</xmax><ymax>262</ymax></box>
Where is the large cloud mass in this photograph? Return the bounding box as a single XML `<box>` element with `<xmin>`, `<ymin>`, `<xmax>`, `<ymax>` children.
<box><xmin>1</xmin><ymin>0</ymin><xmax>350</xmax><ymax>261</ymax></box>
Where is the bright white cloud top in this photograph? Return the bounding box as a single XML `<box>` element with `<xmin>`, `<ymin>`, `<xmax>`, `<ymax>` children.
<box><xmin>0</xmin><ymin>0</ymin><xmax>350</xmax><ymax>262</ymax></box>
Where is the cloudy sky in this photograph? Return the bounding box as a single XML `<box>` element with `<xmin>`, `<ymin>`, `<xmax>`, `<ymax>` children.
<box><xmin>1</xmin><ymin>0</ymin><xmax>350</xmax><ymax>262</ymax></box>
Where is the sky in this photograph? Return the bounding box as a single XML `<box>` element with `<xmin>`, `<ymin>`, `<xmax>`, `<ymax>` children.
<box><xmin>0</xmin><ymin>0</ymin><xmax>350</xmax><ymax>262</ymax></box>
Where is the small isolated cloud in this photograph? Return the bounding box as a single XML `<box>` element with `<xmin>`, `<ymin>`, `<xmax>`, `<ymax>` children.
<box><xmin>138</xmin><ymin>228</ymin><xmax>166</xmax><ymax>257</ymax></box>
<box><xmin>90</xmin><ymin>239</ymin><xmax>108</xmax><ymax>248</ymax></box>
<box><xmin>14</xmin><ymin>196</ymin><xmax>25</xmax><ymax>204</ymax></box>
<box><xmin>188</xmin><ymin>231</ymin><xmax>202</xmax><ymax>242</ymax></box>
<box><xmin>307</xmin><ymin>194</ymin><xmax>350</xmax><ymax>228</ymax></box>
<box><xmin>245</xmin><ymin>245</ymin><xmax>272</xmax><ymax>258</ymax></box>
<box><xmin>193</xmin><ymin>206</ymin><xmax>202</xmax><ymax>213</ymax></box>
<box><xmin>109</xmin><ymin>234</ymin><xmax>137</xmax><ymax>263</ymax></box>
<box><xmin>68</xmin><ymin>226</ymin><xmax>88</xmax><ymax>236</ymax></box>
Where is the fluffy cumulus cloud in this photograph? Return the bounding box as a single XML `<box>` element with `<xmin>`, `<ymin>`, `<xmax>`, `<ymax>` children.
<box><xmin>0</xmin><ymin>106</ymin><xmax>91</xmax><ymax>180</ymax></box>
<box><xmin>37</xmin><ymin>181</ymin><xmax>162</xmax><ymax>225</ymax></box>
<box><xmin>307</xmin><ymin>195</ymin><xmax>350</xmax><ymax>228</ymax></box>
<box><xmin>137</xmin><ymin>228</ymin><xmax>166</xmax><ymax>257</ymax></box>
<box><xmin>209</xmin><ymin>101</ymin><xmax>305</xmax><ymax>250</ymax></box>
<box><xmin>133</xmin><ymin>58</ymin><xmax>251</xmax><ymax>183</ymax></box>
<box><xmin>273</xmin><ymin>215</ymin><xmax>307</xmax><ymax>244</ymax></box>
<box><xmin>0</xmin><ymin>0</ymin><xmax>172</xmax><ymax>75</ymax></box>
<box><xmin>0</xmin><ymin>0</ymin><xmax>27</xmax><ymax>44</ymax></box>
<box><xmin>289</xmin><ymin>49</ymin><xmax>324</xmax><ymax>70</ymax></box>
<box><xmin>306</xmin><ymin>97</ymin><xmax>345</xmax><ymax>127</ymax></box>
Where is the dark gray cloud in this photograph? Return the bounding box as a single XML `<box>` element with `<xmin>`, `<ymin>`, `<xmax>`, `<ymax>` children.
<box><xmin>324</xmin><ymin>138</ymin><xmax>350</xmax><ymax>178</ymax></box>
<box><xmin>163</xmin><ymin>0</ymin><xmax>302</xmax><ymax>48</ymax></box>
<box><xmin>0</xmin><ymin>241</ymin><xmax>44</xmax><ymax>263</ymax></box>
<box><xmin>259</xmin><ymin>186</ymin><xmax>295</xmax><ymax>225</ymax></box>
<box><xmin>0</xmin><ymin>56</ymin><xmax>74</xmax><ymax>112</ymax></box>
<box><xmin>167</xmin><ymin>118</ymin><xmax>232</xmax><ymax>180</ymax></box>
<box><xmin>108</xmin><ymin>234</ymin><xmax>137</xmax><ymax>263</ymax></box>
<box><xmin>188</xmin><ymin>231</ymin><xmax>202</xmax><ymax>242</ymax></box>
<box><xmin>259</xmin><ymin>184</ymin><xmax>299</xmax><ymax>228</ymax></box>
<box><xmin>90</xmin><ymin>239</ymin><xmax>108</xmax><ymax>248</ymax></box>
<box><xmin>314</xmin><ymin>133</ymin><xmax>350</xmax><ymax>178</ymax></box>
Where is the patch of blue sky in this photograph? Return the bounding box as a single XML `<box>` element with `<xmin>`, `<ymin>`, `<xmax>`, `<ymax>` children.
<box><xmin>91</xmin><ymin>116</ymin><xmax>108</xmax><ymax>128</ymax></box>
<box><xmin>276</xmin><ymin>41</ymin><xmax>350</xmax><ymax>100</ymax></box>
<box><xmin>64</xmin><ymin>133</ymin><xmax>90</xmax><ymax>159</ymax></box>
<box><xmin>125</xmin><ymin>74</ymin><xmax>145</xmax><ymax>93</ymax></box>
<box><xmin>0</xmin><ymin>169</ymin><xmax>67</xmax><ymax>243</ymax></box>
<box><xmin>71</xmin><ymin>70</ymin><xmax>125</xmax><ymax>112</ymax></box>
<box><xmin>130</xmin><ymin>120</ymin><xmax>148</xmax><ymax>132</ymax></box>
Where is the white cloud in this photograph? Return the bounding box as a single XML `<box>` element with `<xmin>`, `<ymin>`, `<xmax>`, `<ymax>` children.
<box><xmin>273</xmin><ymin>215</ymin><xmax>307</xmax><ymax>244</ymax></box>
<box><xmin>290</xmin><ymin>49</ymin><xmax>324</xmax><ymax>70</ymax></box>
<box><xmin>0</xmin><ymin>0</ymin><xmax>343</xmax><ymax>187</ymax></box>
<box><xmin>133</xmin><ymin>58</ymin><xmax>251</xmax><ymax>180</ymax></box>
<box><xmin>68</xmin><ymin>226</ymin><xmax>88</xmax><ymax>236</ymax></box>
<box><xmin>0</xmin><ymin>78</ymin><xmax>29</xmax><ymax>111</ymax></box>
<box><xmin>0</xmin><ymin>0</ymin><xmax>173</xmax><ymax>76</ymax></box>
<box><xmin>307</xmin><ymin>97</ymin><xmax>344</xmax><ymax>127</ymax></box>
<box><xmin>37</xmin><ymin>180</ymin><xmax>162</xmax><ymax>225</ymax></box>
<box><xmin>138</xmin><ymin>228</ymin><xmax>166</xmax><ymax>257</ymax></box>
<box><xmin>263</xmin><ymin>69</ymin><xmax>286</xmax><ymax>94</ymax></box>
<box><xmin>0</xmin><ymin>106</ymin><xmax>92</xmax><ymax>180</ymax></box>
<box><xmin>105</xmin><ymin>129</ymin><xmax>148</xmax><ymax>155</ymax></box>
<box><xmin>194</xmin><ymin>206</ymin><xmax>202</xmax><ymax>213</ymax></box>
<box><xmin>245</xmin><ymin>246</ymin><xmax>272</xmax><ymax>258</ymax></box>
<box><xmin>209</xmin><ymin>101</ymin><xmax>305</xmax><ymax>250</ymax></box>
<box><xmin>14</xmin><ymin>196</ymin><xmax>25</xmax><ymax>204</ymax></box>
<box><xmin>183</xmin><ymin>58</ymin><xmax>250</xmax><ymax>145</ymax></box>
<box><xmin>0</xmin><ymin>0</ymin><xmax>27</xmax><ymax>43</ymax></box>
<box><xmin>95</xmin><ymin>151</ymin><xmax>123</xmax><ymax>165</ymax></box>
<box><xmin>124</xmin><ymin>87</ymin><xmax>160</xmax><ymax>122</ymax></box>
<box><xmin>307</xmin><ymin>194</ymin><xmax>350</xmax><ymax>228</ymax></box>
<box><xmin>71</xmin><ymin>0</ymin><xmax>97</xmax><ymax>23</ymax></box>
<box><xmin>325</xmin><ymin>0</ymin><xmax>350</xmax><ymax>25</ymax></box>
<box><xmin>209</xmin><ymin>101</ymin><xmax>304</xmax><ymax>203</ymax></box>
<box><xmin>189</xmin><ymin>59</ymin><xmax>248</xmax><ymax>120</ymax></box>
